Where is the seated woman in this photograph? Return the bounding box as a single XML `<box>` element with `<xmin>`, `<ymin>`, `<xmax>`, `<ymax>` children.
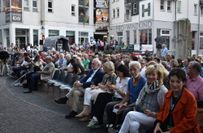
<box><xmin>105</xmin><ymin>61</ymin><xmax>146</xmax><ymax>129</ymax></box>
<box><xmin>154</xmin><ymin>68</ymin><xmax>201</xmax><ymax>133</ymax></box>
<box><xmin>75</xmin><ymin>61</ymin><xmax>117</xmax><ymax>121</ymax></box>
<box><xmin>119</xmin><ymin>64</ymin><xmax>168</xmax><ymax>133</ymax></box>
<box><xmin>85</xmin><ymin>64</ymin><xmax>130</xmax><ymax>126</ymax></box>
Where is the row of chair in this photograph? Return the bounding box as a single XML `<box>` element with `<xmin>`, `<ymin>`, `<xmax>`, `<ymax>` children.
<box><xmin>47</xmin><ymin>69</ymin><xmax>83</xmax><ymax>96</ymax></box>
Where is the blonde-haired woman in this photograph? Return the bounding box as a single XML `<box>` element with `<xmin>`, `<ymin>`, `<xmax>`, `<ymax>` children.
<box><xmin>119</xmin><ymin>64</ymin><xmax>168</xmax><ymax>133</ymax></box>
<box><xmin>75</xmin><ymin>61</ymin><xmax>117</xmax><ymax>120</ymax></box>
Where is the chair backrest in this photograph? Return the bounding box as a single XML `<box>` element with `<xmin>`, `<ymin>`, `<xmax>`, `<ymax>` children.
<box><xmin>64</xmin><ymin>72</ymin><xmax>74</xmax><ymax>86</ymax></box>
<box><xmin>58</xmin><ymin>69</ymin><xmax>66</xmax><ymax>82</ymax></box>
<box><xmin>52</xmin><ymin>69</ymin><xmax>60</xmax><ymax>80</ymax></box>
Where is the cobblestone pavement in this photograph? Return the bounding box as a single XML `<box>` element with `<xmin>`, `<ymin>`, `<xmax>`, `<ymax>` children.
<box><xmin>0</xmin><ymin>76</ymin><xmax>105</xmax><ymax>133</ymax></box>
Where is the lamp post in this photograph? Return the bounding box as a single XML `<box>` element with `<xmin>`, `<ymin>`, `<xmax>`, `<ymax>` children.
<box><xmin>197</xmin><ymin>0</ymin><xmax>203</xmax><ymax>55</ymax></box>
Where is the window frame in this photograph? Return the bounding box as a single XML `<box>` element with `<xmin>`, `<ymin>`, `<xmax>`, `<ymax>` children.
<box><xmin>48</xmin><ymin>0</ymin><xmax>53</xmax><ymax>13</ymax></box>
<box><xmin>71</xmin><ymin>4</ymin><xmax>76</xmax><ymax>16</ymax></box>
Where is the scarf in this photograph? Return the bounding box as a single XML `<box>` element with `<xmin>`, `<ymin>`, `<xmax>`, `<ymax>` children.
<box><xmin>136</xmin><ymin>80</ymin><xmax>160</xmax><ymax>106</ymax></box>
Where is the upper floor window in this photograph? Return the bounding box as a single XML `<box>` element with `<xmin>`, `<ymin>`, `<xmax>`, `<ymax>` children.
<box><xmin>48</xmin><ymin>0</ymin><xmax>53</xmax><ymax>13</ymax></box>
<box><xmin>71</xmin><ymin>5</ymin><xmax>76</xmax><ymax>16</ymax></box>
<box><xmin>194</xmin><ymin>4</ymin><xmax>198</xmax><ymax>16</ymax></box>
<box><xmin>32</xmin><ymin>0</ymin><xmax>38</xmax><ymax>12</ymax></box>
<box><xmin>201</xmin><ymin>6</ymin><xmax>203</xmax><ymax>16</ymax></box>
<box><xmin>176</xmin><ymin>1</ymin><xmax>181</xmax><ymax>13</ymax></box>
<box><xmin>133</xmin><ymin>3</ymin><xmax>137</xmax><ymax>14</ymax></box>
<box><xmin>113</xmin><ymin>9</ymin><xmax>115</xmax><ymax>18</ymax></box>
<box><xmin>167</xmin><ymin>1</ymin><xmax>171</xmax><ymax>11</ymax></box>
<box><xmin>160</xmin><ymin>0</ymin><xmax>164</xmax><ymax>10</ymax></box>
<box><xmin>117</xmin><ymin>8</ymin><xmax>119</xmax><ymax>18</ymax></box>
<box><xmin>24</xmin><ymin>0</ymin><xmax>29</xmax><ymax>11</ymax></box>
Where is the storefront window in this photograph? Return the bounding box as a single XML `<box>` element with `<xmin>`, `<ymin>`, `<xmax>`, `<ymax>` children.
<box><xmin>78</xmin><ymin>31</ymin><xmax>88</xmax><ymax>45</ymax></box>
<box><xmin>200</xmin><ymin>32</ymin><xmax>203</xmax><ymax>49</ymax></box>
<box><xmin>66</xmin><ymin>31</ymin><xmax>75</xmax><ymax>45</ymax></box>
<box><xmin>117</xmin><ymin>32</ymin><xmax>123</xmax><ymax>45</ymax></box>
<box><xmin>48</xmin><ymin>30</ymin><xmax>59</xmax><ymax>36</ymax></box>
<box><xmin>33</xmin><ymin>30</ymin><xmax>38</xmax><ymax>46</ymax></box>
<box><xmin>139</xmin><ymin>29</ymin><xmax>152</xmax><ymax>44</ymax></box>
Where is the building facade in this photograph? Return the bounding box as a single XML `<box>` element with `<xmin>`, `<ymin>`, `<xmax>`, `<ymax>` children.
<box><xmin>109</xmin><ymin>0</ymin><xmax>203</xmax><ymax>56</ymax></box>
<box><xmin>0</xmin><ymin>0</ymin><xmax>95</xmax><ymax>49</ymax></box>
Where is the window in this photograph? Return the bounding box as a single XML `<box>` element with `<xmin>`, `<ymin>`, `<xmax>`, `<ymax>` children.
<box><xmin>201</xmin><ymin>6</ymin><xmax>203</xmax><ymax>16</ymax></box>
<box><xmin>160</xmin><ymin>0</ymin><xmax>164</xmax><ymax>10</ymax></box>
<box><xmin>78</xmin><ymin>32</ymin><xmax>88</xmax><ymax>45</ymax></box>
<box><xmin>139</xmin><ymin>29</ymin><xmax>152</xmax><ymax>44</ymax></box>
<box><xmin>71</xmin><ymin>5</ymin><xmax>75</xmax><ymax>16</ymax></box>
<box><xmin>48</xmin><ymin>0</ymin><xmax>53</xmax><ymax>13</ymax></box>
<box><xmin>66</xmin><ymin>31</ymin><xmax>75</xmax><ymax>45</ymax></box>
<box><xmin>117</xmin><ymin>8</ymin><xmax>119</xmax><ymax>18</ymax></box>
<box><xmin>200</xmin><ymin>32</ymin><xmax>203</xmax><ymax>49</ymax></box>
<box><xmin>134</xmin><ymin>30</ymin><xmax>137</xmax><ymax>44</ymax></box>
<box><xmin>24</xmin><ymin>0</ymin><xmax>29</xmax><ymax>11</ymax></box>
<box><xmin>194</xmin><ymin>4</ymin><xmax>198</xmax><ymax>16</ymax></box>
<box><xmin>33</xmin><ymin>30</ymin><xmax>38</xmax><ymax>46</ymax></box>
<box><xmin>133</xmin><ymin>3</ymin><xmax>137</xmax><ymax>14</ymax></box>
<box><xmin>176</xmin><ymin>1</ymin><xmax>181</xmax><ymax>13</ymax></box>
<box><xmin>113</xmin><ymin>9</ymin><xmax>115</xmax><ymax>18</ymax></box>
<box><xmin>33</xmin><ymin>0</ymin><xmax>38</xmax><ymax>12</ymax></box>
<box><xmin>117</xmin><ymin>32</ymin><xmax>123</xmax><ymax>45</ymax></box>
<box><xmin>48</xmin><ymin>30</ymin><xmax>59</xmax><ymax>36</ymax></box>
<box><xmin>126</xmin><ymin>31</ymin><xmax>130</xmax><ymax>45</ymax></box>
<box><xmin>167</xmin><ymin>1</ymin><xmax>171</xmax><ymax>11</ymax></box>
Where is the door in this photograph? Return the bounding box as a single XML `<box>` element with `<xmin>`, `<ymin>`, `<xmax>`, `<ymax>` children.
<box><xmin>16</xmin><ymin>37</ymin><xmax>26</xmax><ymax>49</ymax></box>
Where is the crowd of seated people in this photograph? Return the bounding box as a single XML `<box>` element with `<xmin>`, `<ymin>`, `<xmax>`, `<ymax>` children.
<box><xmin>3</xmin><ymin>46</ymin><xmax>203</xmax><ymax>132</ymax></box>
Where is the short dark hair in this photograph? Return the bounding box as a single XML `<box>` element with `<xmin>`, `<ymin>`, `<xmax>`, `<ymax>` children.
<box><xmin>169</xmin><ymin>68</ymin><xmax>187</xmax><ymax>83</ymax></box>
<box><xmin>116</xmin><ymin>64</ymin><xmax>130</xmax><ymax>77</ymax></box>
<box><xmin>190</xmin><ymin>61</ymin><xmax>202</xmax><ymax>74</ymax></box>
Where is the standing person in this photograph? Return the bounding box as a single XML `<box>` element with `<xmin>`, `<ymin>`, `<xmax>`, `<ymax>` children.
<box><xmin>161</xmin><ymin>44</ymin><xmax>168</xmax><ymax>59</ymax></box>
<box><xmin>119</xmin><ymin>64</ymin><xmax>168</xmax><ymax>133</ymax></box>
<box><xmin>154</xmin><ymin>68</ymin><xmax>201</xmax><ymax>133</ymax></box>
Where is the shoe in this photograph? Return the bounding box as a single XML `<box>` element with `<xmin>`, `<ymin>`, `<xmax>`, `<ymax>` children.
<box><xmin>55</xmin><ymin>97</ymin><xmax>68</xmax><ymax>104</ymax></box>
<box><xmin>75</xmin><ymin>113</ymin><xmax>89</xmax><ymax>118</ymax></box>
<box><xmin>23</xmin><ymin>90</ymin><xmax>32</xmax><ymax>93</ymax></box>
<box><xmin>65</xmin><ymin>111</ymin><xmax>77</xmax><ymax>119</ymax></box>
<box><xmin>87</xmin><ymin>118</ymin><xmax>101</xmax><ymax>128</ymax></box>
<box><xmin>78</xmin><ymin>115</ymin><xmax>90</xmax><ymax>122</ymax></box>
<box><xmin>14</xmin><ymin>82</ymin><xmax>22</xmax><ymax>87</ymax></box>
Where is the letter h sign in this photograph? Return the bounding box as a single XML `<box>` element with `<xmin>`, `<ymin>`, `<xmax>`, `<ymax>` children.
<box><xmin>142</xmin><ymin>3</ymin><xmax>151</xmax><ymax>17</ymax></box>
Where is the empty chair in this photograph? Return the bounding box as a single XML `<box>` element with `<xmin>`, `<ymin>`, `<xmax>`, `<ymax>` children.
<box><xmin>47</xmin><ymin>69</ymin><xmax>60</xmax><ymax>85</ymax></box>
<box><xmin>53</xmin><ymin>69</ymin><xmax>66</xmax><ymax>87</ymax></box>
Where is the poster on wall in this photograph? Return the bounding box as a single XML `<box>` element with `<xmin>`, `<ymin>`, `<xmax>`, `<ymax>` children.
<box><xmin>4</xmin><ymin>0</ymin><xmax>22</xmax><ymax>23</ymax></box>
<box><xmin>79</xmin><ymin>0</ymin><xmax>89</xmax><ymax>6</ymax></box>
<box><xmin>79</xmin><ymin>7</ymin><xmax>89</xmax><ymax>23</ymax></box>
<box><xmin>96</xmin><ymin>0</ymin><xmax>108</xmax><ymax>8</ymax></box>
<box><xmin>95</xmin><ymin>8</ymin><xmax>108</xmax><ymax>23</ymax></box>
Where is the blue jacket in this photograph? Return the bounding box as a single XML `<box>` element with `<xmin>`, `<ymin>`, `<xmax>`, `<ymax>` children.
<box><xmin>80</xmin><ymin>68</ymin><xmax>104</xmax><ymax>88</ymax></box>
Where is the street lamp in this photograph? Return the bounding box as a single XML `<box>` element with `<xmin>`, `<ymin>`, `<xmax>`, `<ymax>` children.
<box><xmin>197</xmin><ymin>0</ymin><xmax>203</xmax><ymax>55</ymax></box>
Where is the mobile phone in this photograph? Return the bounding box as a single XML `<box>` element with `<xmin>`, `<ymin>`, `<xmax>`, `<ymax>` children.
<box><xmin>113</xmin><ymin>108</ymin><xmax>119</xmax><ymax>113</ymax></box>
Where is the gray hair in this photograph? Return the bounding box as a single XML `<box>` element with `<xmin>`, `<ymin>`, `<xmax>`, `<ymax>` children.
<box><xmin>129</xmin><ymin>61</ymin><xmax>141</xmax><ymax>69</ymax></box>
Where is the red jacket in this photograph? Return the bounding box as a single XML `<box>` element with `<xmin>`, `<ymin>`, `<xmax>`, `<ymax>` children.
<box><xmin>156</xmin><ymin>88</ymin><xmax>201</xmax><ymax>133</ymax></box>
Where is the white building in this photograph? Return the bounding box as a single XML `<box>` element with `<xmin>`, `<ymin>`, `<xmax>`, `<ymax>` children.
<box><xmin>0</xmin><ymin>0</ymin><xmax>95</xmax><ymax>49</ymax></box>
<box><xmin>109</xmin><ymin>0</ymin><xmax>203</xmax><ymax>56</ymax></box>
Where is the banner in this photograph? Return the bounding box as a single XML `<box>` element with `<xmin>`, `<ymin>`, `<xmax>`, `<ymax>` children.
<box><xmin>96</xmin><ymin>0</ymin><xmax>108</xmax><ymax>8</ymax></box>
<box><xmin>4</xmin><ymin>0</ymin><xmax>22</xmax><ymax>23</ymax></box>
<box><xmin>95</xmin><ymin>8</ymin><xmax>108</xmax><ymax>23</ymax></box>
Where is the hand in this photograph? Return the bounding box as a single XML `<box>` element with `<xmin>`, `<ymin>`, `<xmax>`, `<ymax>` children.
<box><xmin>144</xmin><ymin>109</ymin><xmax>155</xmax><ymax>117</ymax></box>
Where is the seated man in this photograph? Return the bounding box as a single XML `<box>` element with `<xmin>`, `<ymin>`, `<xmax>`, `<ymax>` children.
<box><xmin>55</xmin><ymin>58</ymin><xmax>104</xmax><ymax>118</ymax></box>
<box><xmin>24</xmin><ymin>56</ymin><xmax>55</xmax><ymax>93</ymax></box>
<box><xmin>186</xmin><ymin>61</ymin><xmax>203</xmax><ymax>107</ymax></box>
